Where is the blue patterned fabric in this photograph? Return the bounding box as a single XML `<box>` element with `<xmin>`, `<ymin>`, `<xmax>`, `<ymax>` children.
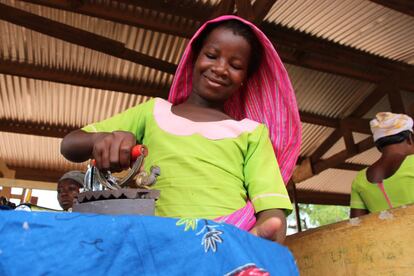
<box><xmin>0</xmin><ymin>211</ymin><xmax>298</xmax><ymax>275</ymax></box>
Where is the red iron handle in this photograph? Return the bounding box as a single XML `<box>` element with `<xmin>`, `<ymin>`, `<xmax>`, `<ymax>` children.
<box><xmin>91</xmin><ymin>145</ymin><xmax>148</xmax><ymax>166</ymax></box>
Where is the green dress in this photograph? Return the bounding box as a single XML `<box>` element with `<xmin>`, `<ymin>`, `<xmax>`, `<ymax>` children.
<box><xmin>83</xmin><ymin>98</ymin><xmax>292</xmax><ymax>219</ymax></box>
<box><xmin>350</xmin><ymin>155</ymin><xmax>414</xmax><ymax>212</ymax></box>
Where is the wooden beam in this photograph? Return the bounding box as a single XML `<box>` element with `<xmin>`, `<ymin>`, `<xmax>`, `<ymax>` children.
<box><xmin>0</xmin><ymin>59</ymin><xmax>169</xmax><ymax>98</ymax></box>
<box><xmin>10</xmin><ymin>166</ymin><xmax>66</xmax><ymax>183</ymax></box>
<box><xmin>262</xmin><ymin>23</ymin><xmax>409</xmax><ymax>76</ymax></box>
<box><xmin>388</xmin><ymin>90</ymin><xmax>406</xmax><ymax>113</ymax></box>
<box><xmin>0</xmin><ymin>3</ymin><xmax>177</xmax><ymax>74</ymax></box>
<box><xmin>341</xmin><ymin>126</ymin><xmax>358</xmax><ymax>155</ymax></box>
<box><xmin>251</xmin><ymin>0</ymin><xmax>277</xmax><ymax>24</ymax></box>
<box><xmin>262</xmin><ymin>24</ymin><xmax>414</xmax><ymax>92</ymax></box>
<box><xmin>292</xmin><ymin>158</ymin><xmax>313</xmax><ymax>183</ymax></box>
<box><xmin>370</xmin><ymin>0</ymin><xmax>414</xmax><ymax>17</ymax></box>
<box><xmin>353</xmin><ymin>83</ymin><xmax>391</xmax><ymax>117</ymax></box>
<box><xmin>0</xmin><ymin>160</ymin><xmax>15</xmax><ymax>178</ymax></box>
<box><xmin>235</xmin><ymin>0</ymin><xmax>255</xmax><ymax>20</ymax></box>
<box><xmin>0</xmin><ymin>118</ymin><xmax>76</xmax><ymax>138</ymax></box>
<box><xmin>20</xmin><ymin>0</ymin><xmax>196</xmax><ymax>37</ymax></box>
<box><xmin>300</xmin><ymin>111</ymin><xmax>339</xmax><ymax>128</ymax></box>
<box><xmin>310</xmin><ymin>83</ymin><xmax>388</xmax><ymax>163</ymax></box>
<box><xmin>310</xmin><ymin>129</ymin><xmax>342</xmax><ymax>163</ymax></box>
<box><xmin>313</xmin><ymin>136</ymin><xmax>374</xmax><ymax>174</ymax></box>
<box><xmin>297</xmin><ymin>84</ymin><xmax>389</xmax><ymax>182</ymax></box>
<box><xmin>300</xmin><ymin>112</ymin><xmax>370</xmax><ymax>133</ymax></box>
<box><xmin>210</xmin><ymin>0</ymin><xmax>236</xmax><ymax>19</ymax></box>
<box><xmin>115</xmin><ymin>0</ymin><xmax>214</xmax><ymax>22</ymax></box>
<box><xmin>334</xmin><ymin>163</ymin><xmax>367</xmax><ymax>171</ymax></box>
<box><xmin>341</xmin><ymin>118</ymin><xmax>371</xmax><ymax>134</ymax></box>
<box><xmin>290</xmin><ymin>189</ymin><xmax>350</xmax><ymax>206</ymax></box>
<box><xmin>291</xmin><ymin>181</ymin><xmax>302</xmax><ymax>232</ymax></box>
<box><xmin>0</xmin><ymin>177</ymin><xmax>57</xmax><ymax>191</ymax></box>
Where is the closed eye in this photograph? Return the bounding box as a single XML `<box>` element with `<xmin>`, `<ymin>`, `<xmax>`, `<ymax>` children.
<box><xmin>231</xmin><ymin>64</ymin><xmax>243</xmax><ymax>70</ymax></box>
<box><xmin>205</xmin><ymin>53</ymin><xmax>216</xmax><ymax>59</ymax></box>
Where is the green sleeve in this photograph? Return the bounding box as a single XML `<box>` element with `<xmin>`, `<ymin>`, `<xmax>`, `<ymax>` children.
<box><xmin>82</xmin><ymin>98</ymin><xmax>154</xmax><ymax>143</ymax></box>
<box><xmin>350</xmin><ymin>171</ymin><xmax>368</xmax><ymax>210</ymax></box>
<box><xmin>244</xmin><ymin>125</ymin><xmax>293</xmax><ymax>214</ymax></box>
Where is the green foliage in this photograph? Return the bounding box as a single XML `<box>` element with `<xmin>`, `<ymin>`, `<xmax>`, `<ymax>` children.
<box><xmin>298</xmin><ymin>204</ymin><xmax>350</xmax><ymax>228</ymax></box>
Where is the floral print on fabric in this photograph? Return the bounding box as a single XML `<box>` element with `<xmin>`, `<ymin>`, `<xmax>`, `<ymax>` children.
<box><xmin>176</xmin><ymin>218</ymin><xmax>199</xmax><ymax>231</ymax></box>
<box><xmin>176</xmin><ymin>219</ymin><xmax>223</xmax><ymax>253</ymax></box>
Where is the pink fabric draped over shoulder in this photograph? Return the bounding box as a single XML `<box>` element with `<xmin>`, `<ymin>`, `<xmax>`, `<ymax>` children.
<box><xmin>168</xmin><ymin>15</ymin><xmax>301</xmax><ymax>184</ymax></box>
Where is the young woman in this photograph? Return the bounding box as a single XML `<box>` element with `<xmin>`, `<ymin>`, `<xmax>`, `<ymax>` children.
<box><xmin>61</xmin><ymin>15</ymin><xmax>301</xmax><ymax>243</ymax></box>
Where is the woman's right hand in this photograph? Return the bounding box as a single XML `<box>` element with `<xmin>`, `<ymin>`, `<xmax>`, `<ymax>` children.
<box><xmin>91</xmin><ymin>131</ymin><xmax>136</xmax><ymax>171</ymax></box>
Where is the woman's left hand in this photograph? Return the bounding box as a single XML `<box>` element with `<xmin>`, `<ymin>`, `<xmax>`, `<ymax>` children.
<box><xmin>250</xmin><ymin>209</ymin><xmax>287</xmax><ymax>243</ymax></box>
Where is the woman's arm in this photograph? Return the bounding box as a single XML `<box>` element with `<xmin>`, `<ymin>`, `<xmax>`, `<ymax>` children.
<box><xmin>250</xmin><ymin>208</ymin><xmax>287</xmax><ymax>243</ymax></box>
<box><xmin>61</xmin><ymin>129</ymin><xmax>136</xmax><ymax>171</ymax></box>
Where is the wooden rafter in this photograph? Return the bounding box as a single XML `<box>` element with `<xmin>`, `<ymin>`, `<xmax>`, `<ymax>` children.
<box><xmin>341</xmin><ymin>125</ymin><xmax>358</xmax><ymax>155</ymax></box>
<box><xmin>335</xmin><ymin>163</ymin><xmax>367</xmax><ymax>171</ymax></box>
<box><xmin>235</xmin><ymin>0</ymin><xmax>277</xmax><ymax>24</ymax></box>
<box><xmin>300</xmin><ymin>112</ymin><xmax>371</xmax><ymax>134</ymax></box>
<box><xmin>313</xmin><ymin>136</ymin><xmax>374</xmax><ymax>174</ymax></box>
<box><xmin>209</xmin><ymin>0</ymin><xmax>236</xmax><ymax>19</ymax></box>
<box><xmin>235</xmin><ymin>0</ymin><xmax>255</xmax><ymax>20</ymax></box>
<box><xmin>310</xmin><ymin>83</ymin><xmax>389</xmax><ymax>163</ymax></box>
<box><xmin>0</xmin><ymin>2</ymin><xmax>177</xmax><ymax>74</ymax></box>
<box><xmin>0</xmin><ymin>118</ymin><xmax>77</xmax><ymax>138</ymax></box>
<box><xmin>9</xmin><ymin>166</ymin><xmax>66</xmax><ymax>184</ymax></box>
<box><xmin>262</xmin><ymin>25</ymin><xmax>414</xmax><ymax>92</ymax></box>
<box><xmin>251</xmin><ymin>0</ymin><xmax>277</xmax><ymax>24</ymax></box>
<box><xmin>288</xmin><ymin>189</ymin><xmax>350</xmax><ymax>206</ymax></box>
<box><xmin>300</xmin><ymin>111</ymin><xmax>339</xmax><ymax>128</ymax></box>
<box><xmin>115</xmin><ymin>0</ymin><xmax>214</xmax><ymax>22</ymax></box>
<box><xmin>19</xmin><ymin>0</ymin><xmax>196</xmax><ymax>37</ymax></box>
<box><xmin>0</xmin><ymin>59</ymin><xmax>169</xmax><ymax>98</ymax></box>
<box><xmin>341</xmin><ymin>118</ymin><xmax>371</xmax><ymax>135</ymax></box>
<box><xmin>370</xmin><ymin>0</ymin><xmax>414</xmax><ymax>17</ymax></box>
<box><xmin>310</xmin><ymin>129</ymin><xmax>343</xmax><ymax>163</ymax></box>
<box><xmin>294</xmin><ymin>83</ymin><xmax>391</xmax><ymax>181</ymax></box>
<box><xmin>1</xmin><ymin>177</ymin><xmax>57</xmax><ymax>190</ymax></box>
<box><xmin>388</xmin><ymin>90</ymin><xmax>406</xmax><ymax>113</ymax></box>
<box><xmin>0</xmin><ymin>160</ymin><xmax>16</xmax><ymax>178</ymax></box>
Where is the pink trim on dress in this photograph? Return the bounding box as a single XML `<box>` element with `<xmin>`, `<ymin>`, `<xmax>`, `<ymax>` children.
<box><xmin>214</xmin><ymin>201</ymin><xmax>256</xmax><ymax>231</ymax></box>
<box><xmin>377</xmin><ymin>181</ymin><xmax>393</xmax><ymax>209</ymax></box>
<box><xmin>153</xmin><ymin>98</ymin><xmax>260</xmax><ymax>140</ymax></box>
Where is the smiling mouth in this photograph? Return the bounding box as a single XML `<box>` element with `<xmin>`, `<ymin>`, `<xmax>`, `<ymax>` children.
<box><xmin>204</xmin><ymin>75</ymin><xmax>227</xmax><ymax>87</ymax></box>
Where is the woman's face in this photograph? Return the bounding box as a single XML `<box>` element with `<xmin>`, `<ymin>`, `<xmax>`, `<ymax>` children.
<box><xmin>192</xmin><ymin>26</ymin><xmax>251</xmax><ymax>104</ymax></box>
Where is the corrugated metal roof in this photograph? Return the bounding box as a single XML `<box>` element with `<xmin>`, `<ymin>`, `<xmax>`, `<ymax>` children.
<box><xmin>287</xmin><ymin>64</ymin><xmax>375</xmax><ymax>118</ymax></box>
<box><xmin>266</xmin><ymin>0</ymin><xmax>414</xmax><ymax>64</ymax></box>
<box><xmin>300</xmin><ymin>123</ymin><xmax>334</xmax><ymax>157</ymax></box>
<box><xmin>322</xmin><ymin>132</ymin><xmax>371</xmax><ymax>160</ymax></box>
<box><xmin>0</xmin><ymin>132</ymin><xmax>84</xmax><ymax>171</ymax></box>
<box><xmin>296</xmin><ymin>168</ymin><xmax>358</xmax><ymax>194</ymax></box>
<box><xmin>0</xmin><ymin>0</ymin><xmax>186</xmax><ymax>86</ymax></box>
<box><xmin>0</xmin><ymin>74</ymin><xmax>149</xmax><ymax>126</ymax></box>
<box><xmin>346</xmin><ymin>147</ymin><xmax>381</xmax><ymax>165</ymax></box>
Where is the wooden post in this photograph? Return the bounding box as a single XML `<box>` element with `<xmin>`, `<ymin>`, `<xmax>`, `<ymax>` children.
<box><xmin>292</xmin><ymin>181</ymin><xmax>302</xmax><ymax>232</ymax></box>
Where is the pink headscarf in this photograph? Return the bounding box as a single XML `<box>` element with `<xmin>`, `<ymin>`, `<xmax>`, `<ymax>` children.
<box><xmin>168</xmin><ymin>15</ymin><xmax>301</xmax><ymax>184</ymax></box>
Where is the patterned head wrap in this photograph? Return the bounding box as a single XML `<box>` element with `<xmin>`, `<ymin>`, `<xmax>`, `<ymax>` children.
<box><xmin>168</xmin><ymin>15</ymin><xmax>301</xmax><ymax>184</ymax></box>
<box><xmin>370</xmin><ymin>112</ymin><xmax>414</xmax><ymax>142</ymax></box>
<box><xmin>58</xmin><ymin>171</ymin><xmax>85</xmax><ymax>187</ymax></box>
